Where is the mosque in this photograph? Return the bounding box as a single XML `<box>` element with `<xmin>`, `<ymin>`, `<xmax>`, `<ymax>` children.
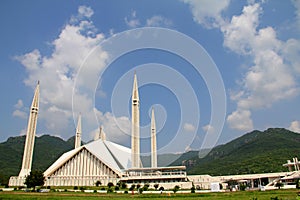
<box><xmin>8</xmin><ymin>74</ymin><xmax>300</xmax><ymax>190</ymax></box>
<box><xmin>9</xmin><ymin>74</ymin><xmax>191</xmax><ymax>189</ymax></box>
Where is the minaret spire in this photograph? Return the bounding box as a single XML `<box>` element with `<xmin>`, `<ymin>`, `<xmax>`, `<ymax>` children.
<box><xmin>151</xmin><ymin>107</ymin><xmax>157</xmax><ymax>168</ymax></box>
<box><xmin>74</xmin><ymin>114</ymin><xmax>81</xmax><ymax>148</ymax></box>
<box><xmin>131</xmin><ymin>72</ymin><xmax>141</xmax><ymax>168</ymax></box>
<box><xmin>19</xmin><ymin>81</ymin><xmax>39</xmax><ymax>177</ymax></box>
<box><xmin>99</xmin><ymin>126</ymin><xmax>106</xmax><ymax>141</ymax></box>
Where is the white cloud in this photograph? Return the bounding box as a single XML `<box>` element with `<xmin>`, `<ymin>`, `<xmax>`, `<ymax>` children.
<box><xmin>16</xmin><ymin>6</ymin><xmax>113</xmax><ymax>141</ymax></box>
<box><xmin>146</xmin><ymin>15</ymin><xmax>172</xmax><ymax>27</ymax></box>
<box><xmin>70</xmin><ymin>5</ymin><xmax>94</xmax><ymax>23</ymax></box>
<box><xmin>94</xmin><ymin>109</ymin><xmax>131</xmax><ymax>144</ymax></box>
<box><xmin>12</xmin><ymin>110</ymin><xmax>27</xmax><ymax>119</ymax></box>
<box><xmin>289</xmin><ymin>120</ymin><xmax>300</xmax><ymax>133</ymax></box>
<box><xmin>13</xmin><ymin>99</ymin><xmax>27</xmax><ymax>119</ymax></box>
<box><xmin>184</xmin><ymin>123</ymin><xmax>196</xmax><ymax>132</ymax></box>
<box><xmin>78</xmin><ymin>5</ymin><xmax>94</xmax><ymax>18</ymax></box>
<box><xmin>181</xmin><ymin>0</ymin><xmax>230</xmax><ymax>28</ymax></box>
<box><xmin>14</xmin><ymin>99</ymin><xmax>24</xmax><ymax>109</ymax></box>
<box><xmin>184</xmin><ymin>1</ymin><xmax>300</xmax><ymax>131</ymax></box>
<box><xmin>125</xmin><ymin>10</ymin><xmax>140</xmax><ymax>28</ymax></box>
<box><xmin>292</xmin><ymin>0</ymin><xmax>300</xmax><ymax>31</ymax></box>
<box><xmin>202</xmin><ymin>124</ymin><xmax>214</xmax><ymax>133</ymax></box>
<box><xmin>227</xmin><ymin>109</ymin><xmax>253</xmax><ymax>131</ymax></box>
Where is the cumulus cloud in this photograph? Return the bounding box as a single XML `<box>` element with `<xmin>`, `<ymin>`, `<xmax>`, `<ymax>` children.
<box><xmin>183</xmin><ymin>1</ymin><xmax>300</xmax><ymax>131</ymax></box>
<box><xmin>15</xmin><ymin>5</ymin><xmax>130</xmax><ymax>142</ymax></box>
<box><xmin>181</xmin><ymin>0</ymin><xmax>230</xmax><ymax>28</ymax></box>
<box><xmin>125</xmin><ymin>10</ymin><xmax>140</xmax><ymax>28</ymax></box>
<box><xmin>202</xmin><ymin>124</ymin><xmax>215</xmax><ymax>133</ymax></box>
<box><xmin>14</xmin><ymin>99</ymin><xmax>24</xmax><ymax>109</ymax></box>
<box><xmin>289</xmin><ymin>120</ymin><xmax>300</xmax><ymax>133</ymax></box>
<box><xmin>146</xmin><ymin>15</ymin><xmax>172</xmax><ymax>27</ymax></box>
<box><xmin>184</xmin><ymin>123</ymin><xmax>196</xmax><ymax>132</ymax></box>
<box><xmin>227</xmin><ymin>109</ymin><xmax>253</xmax><ymax>131</ymax></box>
<box><xmin>12</xmin><ymin>99</ymin><xmax>27</xmax><ymax>119</ymax></box>
<box><xmin>12</xmin><ymin>110</ymin><xmax>27</xmax><ymax>119</ymax></box>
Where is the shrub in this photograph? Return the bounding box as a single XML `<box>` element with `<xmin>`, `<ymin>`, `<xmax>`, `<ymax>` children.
<box><xmin>159</xmin><ymin>186</ymin><xmax>164</xmax><ymax>191</ymax></box>
<box><xmin>115</xmin><ymin>186</ymin><xmax>119</xmax><ymax>191</ymax></box>
<box><xmin>74</xmin><ymin>186</ymin><xmax>78</xmax><ymax>190</ymax></box>
<box><xmin>191</xmin><ymin>185</ymin><xmax>195</xmax><ymax>193</ymax></box>
<box><xmin>129</xmin><ymin>184</ymin><xmax>136</xmax><ymax>191</ymax></box>
<box><xmin>173</xmin><ymin>185</ymin><xmax>180</xmax><ymax>193</ymax></box>
<box><xmin>139</xmin><ymin>187</ymin><xmax>143</xmax><ymax>194</ymax></box>
<box><xmin>107</xmin><ymin>182</ymin><xmax>114</xmax><ymax>188</ymax></box>
<box><xmin>124</xmin><ymin>190</ymin><xmax>128</xmax><ymax>194</ymax></box>
<box><xmin>101</xmin><ymin>187</ymin><xmax>106</xmax><ymax>191</ymax></box>
<box><xmin>142</xmin><ymin>184</ymin><xmax>149</xmax><ymax>191</ymax></box>
<box><xmin>121</xmin><ymin>182</ymin><xmax>127</xmax><ymax>189</ymax></box>
<box><xmin>107</xmin><ymin>187</ymin><xmax>114</xmax><ymax>193</ymax></box>
<box><xmin>95</xmin><ymin>180</ymin><xmax>101</xmax><ymax>187</ymax></box>
<box><xmin>93</xmin><ymin>190</ymin><xmax>97</xmax><ymax>193</ymax></box>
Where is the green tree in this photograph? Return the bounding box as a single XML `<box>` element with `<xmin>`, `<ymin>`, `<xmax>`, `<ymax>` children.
<box><xmin>95</xmin><ymin>180</ymin><xmax>101</xmax><ymax>187</ymax></box>
<box><xmin>154</xmin><ymin>183</ymin><xmax>159</xmax><ymax>190</ymax></box>
<box><xmin>107</xmin><ymin>182</ymin><xmax>114</xmax><ymax>188</ymax></box>
<box><xmin>275</xmin><ymin>181</ymin><xmax>283</xmax><ymax>189</ymax></box>
<box><xmin>173</xmin><ymin>185</ymin><xmax>180</xmax><ymax>193</ymax></box>
<box><xmin>129</xmin><ymin>184</ymin><xmax>136</xmax><ymax>191</ymax></box>
<box><xmin>24</xmin><ymin>170</ymin><xmax>45</xmax><ymax>191</ymax></box>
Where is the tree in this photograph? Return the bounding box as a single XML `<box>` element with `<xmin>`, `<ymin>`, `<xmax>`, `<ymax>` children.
<box><xmin>154</xmin><ymin>183</ymin><xmax>159</xmax><ymax>190</ymax></box>
<box><xmin>129</xmin><ymin>184</ymin><xmax>136</xmax><ymax>191</ymax></box>
<box><xmin>95</xmin><ymin>180</ymin><xmax>101</xmax><ymax>187</ymax></box>
<box><xmin>24</xmin><ymin>170</ymin><xmax>45</xmax><ymax>191</ymax></box>
<box><xmin>107</xmin><ymin>182</ymin><xmax>114</xmax><ymax>188</ymax></box>
<box><xmin>275</xmin><ymin>181</ymin><xmax>283</xmax><ymax>189</ymax></box>
<box><xmin>173</xmin><ymin>185</ymin><xmax>180</xmax><ymax>193</ymax></box>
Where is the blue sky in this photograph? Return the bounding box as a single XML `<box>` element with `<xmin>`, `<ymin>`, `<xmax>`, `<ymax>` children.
<box><xmin>0</xmin><ymin>0</ymin><xmax>300</xmax><ymax>154</ymax></box>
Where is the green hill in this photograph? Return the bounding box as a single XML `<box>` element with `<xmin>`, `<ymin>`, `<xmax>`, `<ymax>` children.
<box><xmin>1</xmin><ymin>128</ymin><xmax>299</xmax><ymax>185</ymax></box>
<box><xmin>0</xmin><ymin>135</ymin><xmax>73</xmax><ymax>185</ymax></box>
<box><xmin>172</xmin><ymin>128</ymin><xmax>300</xmax><ymax>176</ymax></box>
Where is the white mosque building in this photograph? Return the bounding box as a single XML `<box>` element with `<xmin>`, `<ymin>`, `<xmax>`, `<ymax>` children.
<box><xmin>9</xmin><ymin>74</ymin><xmax>191</xmax><ymax>189</ymax></box>
<box><xmin>9</xmin><ymin>74</ymin><xmax>300</xmax><ymax>190</ymax></box>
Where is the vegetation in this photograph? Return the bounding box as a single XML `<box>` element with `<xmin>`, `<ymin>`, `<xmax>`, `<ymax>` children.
<box><xmin>0</xmin><ymin>135</ymin><xmax>74</xmax><ymax>185</ymax></box>
<box><xmin>172</xmin><ymin>128</ymin><xmax>300</xmax><ymax>176</ymax></box>
<box><xmin>0</xmin><ymin>189</ymin><xmax>298</xmax><ymax>199</ymax></box>
<box><xmin>1</xmin><ymin>128</ymin><xmax>300</xmax><ymax>186</ymax></box>
<box><xmin>24</xmin><ymin>170</ymin><xmax>45</xmax><ymax>190</ymax></box>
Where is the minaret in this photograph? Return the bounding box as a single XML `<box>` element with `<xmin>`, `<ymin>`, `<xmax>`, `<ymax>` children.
<box><xmin>99</xmin><ymin>126</ymin><xmax>106</xmax><ymax>141</ymax></box>
<box><xmin>18</xmin><ymin>81</ymin><xmax>39</xmax><ymax>177</ymax></box>
<box><xmin>131</xmin><ymin>72</ymin><xmax>140</xmax><ymax>168</ymax></box>
<box><xmin>151</xmin><ymin>107</ymin><xmax>157</xmax><ymax>168</ymax></box>
<box><xmin>74</xmin><ymin>114</ymin><xmax>81</xmax><ymax>148</ymax></box>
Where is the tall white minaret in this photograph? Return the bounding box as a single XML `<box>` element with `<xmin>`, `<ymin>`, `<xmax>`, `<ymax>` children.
<box><xmin>131</xmin><ymin>72</ymin><xmax>140</xmax><ymax>168</ymax></box>
<box><xmin>19</xmin><ymin>81</ymin><xmax>39</xmax><ymax>177</ymax></box>
<box><xmin>151</xmin><ymin>107</ymin><xmax>157</xmax><ymax>168</ymax></box>
<box><xmin>74</xmin><ymin>114</ymin><xmax>81</xmax><ymax>149</ymax></box>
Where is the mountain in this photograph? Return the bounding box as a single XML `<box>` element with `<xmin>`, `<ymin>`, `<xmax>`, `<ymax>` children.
<box><xmin>171</xmin><ymin>128</ymin><xmax>300</xmax><ymax>176</ymax></box>
<box><xmin>0</xmin><ymin>135</ymin><xmax>74</xmax><ymax>185</ymax></box>
<box><xmin>1</xmin><ymin>128</ymin><xmax>299</xmax><ymax>185</ymax></box>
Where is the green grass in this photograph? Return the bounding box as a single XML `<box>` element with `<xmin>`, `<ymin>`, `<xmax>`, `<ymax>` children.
<box><xmin>0</xmin><ymin>189</ymin><xmax>299</xmax><ymax>200</ymax></box>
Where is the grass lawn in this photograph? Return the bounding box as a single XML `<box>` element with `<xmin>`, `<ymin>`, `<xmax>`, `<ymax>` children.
<box><xmin>0</xmin><ymin>189</ymin><xmax>299</xmax><ymax>200</ymax></box>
